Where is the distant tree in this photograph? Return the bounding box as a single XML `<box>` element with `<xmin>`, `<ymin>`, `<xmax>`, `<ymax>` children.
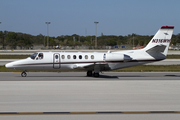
<box><xmin>0</xmin><ymin>31</ymin><xmax>3</xmax><ymax>48</ymax></box>
<box><xmin>33</xmin><ymin>34</ymin><xmax>44</xmax><ymax>45</ymax></box>
<box><xmin>49</xmin><ymin>38</ymin><xmax>56</xmax><ymax>46</ymax></box>
<box><xmin>6</xmin><ymin>32</ymin><xmax>17</xmax><ymax>49</ymax></box>
<box><xmin>6</xmin><ymin>32</ymin><xmax>17</xmax><ymax>40</ymax></box>
<box><xmin>2</xmin><ymin>30</ymin><xmax>180</xmax><ymax>49</ymax></box>
<box><xmin>56</xmin><ymin>36</ymin><xmax>65</xmax><ymax>42</ymax></box>
<box><xmin>106</xmin><ymin>39</ymin><xmax>117</xmax><ymax>46</ymax></box>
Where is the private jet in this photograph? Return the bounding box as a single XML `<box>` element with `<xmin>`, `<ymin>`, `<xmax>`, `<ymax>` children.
<box><xmin>5</xmin><ymin>26</ymin><xmax>174</xmax><ymax>77</ymax></box>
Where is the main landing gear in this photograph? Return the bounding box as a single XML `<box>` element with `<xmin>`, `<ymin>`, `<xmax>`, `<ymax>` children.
<box><xmin>21</xmin><ymin>71</ymin><xmax>27</xmax><ymax>77</ymax></box>
<box><xmin>87</xmin><ymin>71</ymin><xmax>99</xmax><ymax>77</ymax></box>
<box><xmin>93</xmin><ymin>72</ymin><xmax>99</xmax><ymax>77</ymax></box>
<box><xmin>87</xmin><ymin>71</ymin><xmax>93</xmax><ymax>76</ymax></box>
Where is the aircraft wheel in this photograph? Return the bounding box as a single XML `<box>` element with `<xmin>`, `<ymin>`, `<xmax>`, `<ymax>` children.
<box><xmin>93</xmin><ymin>72</ymin><xmax>99</xmax><ymax>77</ymax></box>
<box><xmin>87</xmin><ymin>71</ymin><xmax>92</xmax><ymax>76</ymax></box>
<box><xmin>21</xmin><ymin>71</ymin><xmax>27</xmax><ymax>77</ymax></box>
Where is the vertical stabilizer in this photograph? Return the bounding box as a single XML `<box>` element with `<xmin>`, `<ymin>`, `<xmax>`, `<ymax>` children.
<box><xmin>144</xmin><ymin>26</ymin><xmax>174</xmax><ymax>57</ymax></box>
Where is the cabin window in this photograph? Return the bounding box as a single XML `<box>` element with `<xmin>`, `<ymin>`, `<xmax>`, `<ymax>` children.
<box><xmin>103</xmin><ymin>54</ymin><xmax>106</xmax><ymax>60</ymax></box>
<box><xmin>67</xmin><ymin>55</ymin><xmax>71</xmax><ymax>59</ymax></box>
<box><xmin>61</xmin><ymin>55</ymin><xmax>65</xmax><ymax>59</ymax></box>
<box><xmin>73</xmin><ymin>55</ymin><xmax>76</xmax><ymax>59</ymax></box>
<box><xmin>85</xmin><ymin>55</ymin><xmax>88</xmax><ymax>59</ymax></box>
<box><xmin>91</xmin><ymin>55</ymin><xmax>94</xmax><ymax>59</ymax></box>
<box><xmin>30</xmin><ymin>53</ymin><xmax>38</xmax><ymax>60</ymax></box>
<box><xmin>79</xmin><ymin>55</ymin><xmax>82</xmax><ymax>59</ymax></box>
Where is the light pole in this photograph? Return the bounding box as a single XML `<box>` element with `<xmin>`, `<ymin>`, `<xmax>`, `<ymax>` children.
<box><xmin>45</xmin><ymin>22</ymin><xmax>50</xmax><ymax>49</ymax></box>
<box><xmin>133</xmin><ymin>34</ymin><xmax>134</xmax><ymax>49</ymax></box>
<box><xmin>94</xmin><ymin>21</ymin><xmax>99</xmax><ymax>48</ymax></box>
<box><xmin>0</xmin><ymin>22</ymin><xmax>3</xmax><ymax>49</ymax></box>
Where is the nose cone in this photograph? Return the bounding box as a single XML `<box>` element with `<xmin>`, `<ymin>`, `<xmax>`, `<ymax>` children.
<box><xmin>5</xmin><ymin>62</ymin><xmax>14</xmax><ymax>69</ymax></box>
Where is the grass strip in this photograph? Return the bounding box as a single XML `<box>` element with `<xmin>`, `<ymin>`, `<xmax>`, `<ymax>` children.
<box><xmin>166</xmin><ymin>55</ymin><xmax>180</xmax><ymax>59</ymax></box>
<box><xmin>0</xmin><ymin>55</ymin><xmax>29</xmax><ymax>59</ymax></box>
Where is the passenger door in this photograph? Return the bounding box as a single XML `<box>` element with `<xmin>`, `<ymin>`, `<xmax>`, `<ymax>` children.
<box><xmin>53</xmin><ymin>53</ymin><xmax>60</xmax><ymax>69</ymax></box>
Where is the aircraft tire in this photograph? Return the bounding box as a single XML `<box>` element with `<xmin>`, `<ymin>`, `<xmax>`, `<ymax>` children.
<box><xmin>87</xmin><ymin>71</ymin><xmax>92</xmax><ymax>76</ymax></box>
<box><xmin>21</xmin><ymin>71</ymin><xmax>27</xmax><ymax>77</ymax></box>
<box><xmin>93</xmin><ymin>72</ymin><xmax>99</xmax><ymax>77</ymax></box>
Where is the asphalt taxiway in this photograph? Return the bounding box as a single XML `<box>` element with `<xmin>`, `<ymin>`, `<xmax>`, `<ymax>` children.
<box><xmin>1</xmin><ymin>72</ymin><xmax>180</xmax><ymax>80</ymax></box>
<box><xmin>0</xmin><ymin>72</ymin><xmax>180</xmax><ymax>120</ymax></box>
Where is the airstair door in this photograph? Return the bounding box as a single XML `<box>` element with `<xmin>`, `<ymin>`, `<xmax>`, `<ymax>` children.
<box><xmin>53</xmin><ymin>53</ymin><xmax>60</xmax><ymax>69</ymax></box>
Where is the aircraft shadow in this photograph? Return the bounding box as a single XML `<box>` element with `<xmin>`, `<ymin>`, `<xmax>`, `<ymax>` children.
<box><xmin>23</xmin><ymin>75</ymin><xmax>119</xmax><ymax>79</ymax></box>
<box><xmin>165</xmin><ymin>75</ymin><xmax>180</xmax><ymax>77</ymax></box>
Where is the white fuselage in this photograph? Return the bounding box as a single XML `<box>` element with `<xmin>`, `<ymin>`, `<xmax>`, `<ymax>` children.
<box><xmin>5</xmin><ymin>50</ymin><xmax>160</xmax><ymax>71</ymax></box>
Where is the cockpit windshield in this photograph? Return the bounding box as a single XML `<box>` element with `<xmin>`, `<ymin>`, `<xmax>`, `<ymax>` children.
<box><xmin>30</xmin><ymin>53</ymin><xmax>38</xmax><ymax>59</ymax></box>
<box><xmin>30</xmin><ymin>53</ymin><xmax>44</xmax><ymax>60</ymax></box>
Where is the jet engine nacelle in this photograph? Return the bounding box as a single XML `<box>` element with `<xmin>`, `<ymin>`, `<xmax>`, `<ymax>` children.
<box><xmin>105</xmin><ymin>53</ymin><xmax>132</xmax><ymax>62</ymax></box>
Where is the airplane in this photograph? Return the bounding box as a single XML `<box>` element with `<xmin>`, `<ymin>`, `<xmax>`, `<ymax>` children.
<box><xmin>5</xmin><ymin>26</ymin><xmax>174</xmax><ymax>77</ymax></box>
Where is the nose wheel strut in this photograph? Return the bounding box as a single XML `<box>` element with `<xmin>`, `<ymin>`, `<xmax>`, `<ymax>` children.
<box><xmin>21</xmin><ymin>71</ymin><xmax>27</xmax><ymax>77</ymax></box>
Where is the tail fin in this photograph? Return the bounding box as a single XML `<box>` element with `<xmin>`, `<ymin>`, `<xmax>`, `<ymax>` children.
<box><xmin>144</xmin><ymin>26</ymin><xmax>174</xmax><ymax>59</ymax></box>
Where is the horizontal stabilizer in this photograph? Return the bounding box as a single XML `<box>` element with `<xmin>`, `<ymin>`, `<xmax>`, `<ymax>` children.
<box><xmin>146</xmin><ymin>45</ymin><xmax>166</xmax><ymax>53</ymax></box>
<box><xmin>146</xmin><ymin>45</ymin><xmax>166</xmax><ymax>59</ymax></box>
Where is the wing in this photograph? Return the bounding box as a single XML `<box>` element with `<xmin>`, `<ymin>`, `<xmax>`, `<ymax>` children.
<box><xmin>73</xmin><ymin>62</ymin><xmax>111</xmax><ymax>71</ymax></box>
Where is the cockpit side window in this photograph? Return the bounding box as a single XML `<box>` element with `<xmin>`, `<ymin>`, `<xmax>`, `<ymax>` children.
<box><xmin>30</xmin><ymin>53</ymin><xmax>38</xmax><ymax>60</ymax></box>
<box><xmin>38</xmin><ymin>53</ymin><xmax>43</xmax><ymax>60</ymax></box>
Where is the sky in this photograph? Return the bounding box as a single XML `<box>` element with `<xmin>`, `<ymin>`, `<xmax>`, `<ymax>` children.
<box><xmin>0</xmin><ymin>0</ymin><xmax>180</xmax><ymax>37</ymax></box>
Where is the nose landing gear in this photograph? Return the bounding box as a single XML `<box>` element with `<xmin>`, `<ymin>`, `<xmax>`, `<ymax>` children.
<box><xmin>21</xmin><ymin>71</ymin><xmax>27</xmax><ymax>77</ymax></box>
